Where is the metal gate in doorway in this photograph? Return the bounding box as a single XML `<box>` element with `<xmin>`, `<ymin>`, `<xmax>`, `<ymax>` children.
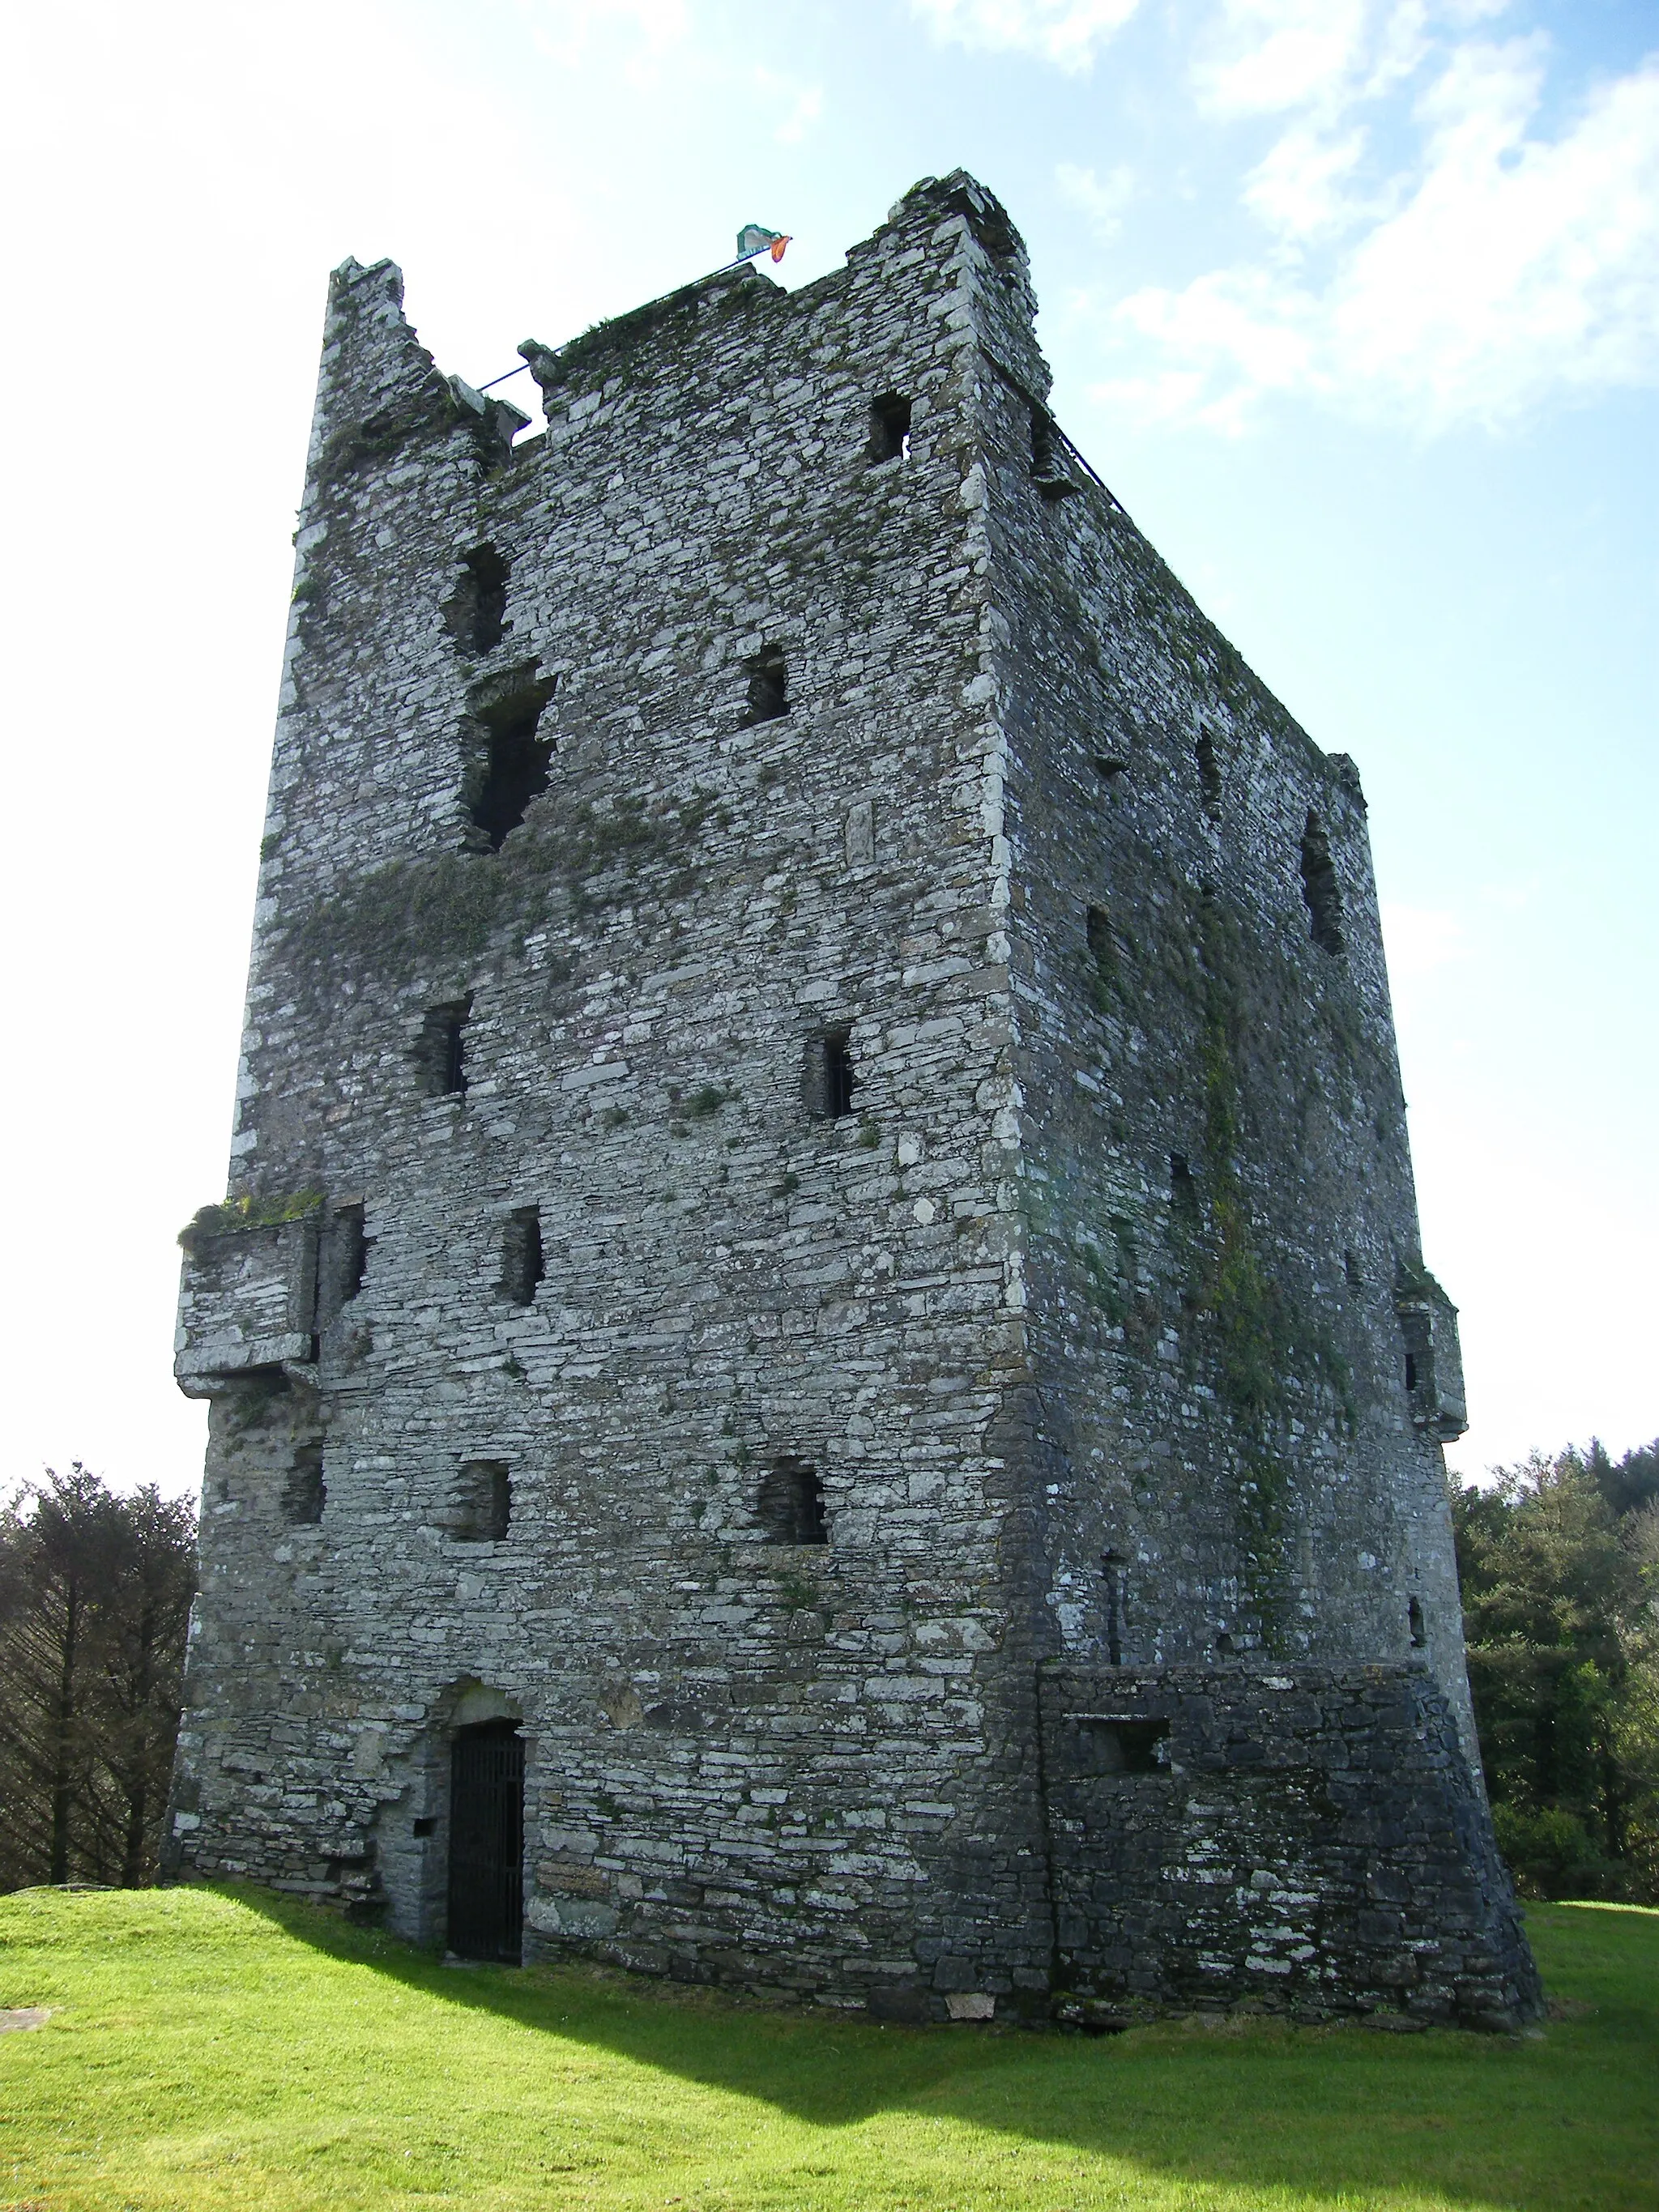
<box><xmin>447</xmin><ymin>1720</ymin><xmax>524</xmax><ymax>1961</ymax></box>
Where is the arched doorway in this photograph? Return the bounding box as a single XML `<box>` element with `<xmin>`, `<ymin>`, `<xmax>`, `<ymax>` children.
<box><xmin>446</xmin><ymin>1718</ymin><xmax>524</xmax><ymax>1961</ymax></box>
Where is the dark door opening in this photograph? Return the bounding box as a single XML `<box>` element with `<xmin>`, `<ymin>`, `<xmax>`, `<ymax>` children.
<box><xmin>447</xmin><ymin>1720</ymin><xmax>524</xmax><ymax>1962</ymax></box>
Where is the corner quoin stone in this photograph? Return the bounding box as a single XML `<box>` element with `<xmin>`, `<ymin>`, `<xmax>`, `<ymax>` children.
<box><xmin>166</xmin><ymin>170</ymin><xmax>1541</xmax><ymax>2030</ymax></box>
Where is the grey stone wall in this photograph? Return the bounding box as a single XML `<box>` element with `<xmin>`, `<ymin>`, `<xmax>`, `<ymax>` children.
<box><xmin>167</xmin><ymin>171</ymin><xmax>1538</xmax><ymax>2026</ymax></box>
<box><xmin>1040</xmin><ymin>1664</ymin><xmax>1538</xmax><ymax>2028</ymax></box>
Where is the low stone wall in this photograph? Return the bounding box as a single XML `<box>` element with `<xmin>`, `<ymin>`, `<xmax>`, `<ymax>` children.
<box><xmin>1039</xmin><ymin>1663</ymin><xmax>1542</xmax><ymax>2029</ymax></box>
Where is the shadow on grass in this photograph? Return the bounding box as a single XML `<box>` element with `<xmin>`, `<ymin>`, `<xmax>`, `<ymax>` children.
<box><xmin>223</xmin><ymin>1884</ymin><xmax>1659</xmax><ymax>2211</ymax></box>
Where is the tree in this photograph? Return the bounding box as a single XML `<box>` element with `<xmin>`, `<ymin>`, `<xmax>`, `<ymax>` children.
<box><xmin>0</xmin><ymin>1467</ymin><xmax>197</xmax><ymax>1892</ymax></box>
<box><xmin>1452</xmin><ymin>1440</ymin><xmax>1659</xmax><ymax>1902</ymax></box>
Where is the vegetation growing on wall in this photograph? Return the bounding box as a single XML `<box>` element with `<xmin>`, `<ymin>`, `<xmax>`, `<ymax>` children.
<box><xmin>177</xmin><ymin>1190</ymin><xmax>323</xmax><ymax>1255</ymax></box>
<box><xmin>277</xmin><ymin>792</ymin><xmax>713</xmax><ymax>993</ymax></box>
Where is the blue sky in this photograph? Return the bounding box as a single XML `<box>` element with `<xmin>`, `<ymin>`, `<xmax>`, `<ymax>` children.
<box><xmin>1</xmin><ymin>0</ymin><xmax>1653</xmax><ymax>1494</ymax></box>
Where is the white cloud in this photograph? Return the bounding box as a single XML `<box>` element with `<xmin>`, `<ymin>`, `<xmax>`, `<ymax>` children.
<box><xmin>1056</xmin><ymin>160</ymin><xmax>1136</xmax><ymax>238</ymax></box>
<box><xmin>1380</xmin><ymin>903</ymin><xmax>1471</xmax><ymax>983</ymax></box>
<box><xmin>1096</xmin><ymin>39</ymin><xmax>1659</xmax><ymax>433</ymax></box>
<box><xmin>1241</xmin><ymin>121</ymin><xmax>1369</xmax><ymax>238</ymax></box>
<box><xmin>1197</xmin><ymin>0</ymin><xmax>1381</xmax><ymax>117</ymax></box>
<box><xmin>752</xmin><ymin>65</ymin><xmax>824</xmax><ymax>144</ymax></box>
<box><xmin>520</xmin><ymin>0</ymin><xmax>690</xmax><ymax>67</ymax></box>
<box><xmin>911</xmin><ymin>0</ymin><xmax>1141</xmax><ymax>74</ymax></box>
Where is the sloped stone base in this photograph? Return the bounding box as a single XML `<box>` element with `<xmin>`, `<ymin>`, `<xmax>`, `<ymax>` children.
<box><xmin>1040</xmin><ymin>1663</ymin><xmax>1541</xmax><ymax>2030</ymax></box>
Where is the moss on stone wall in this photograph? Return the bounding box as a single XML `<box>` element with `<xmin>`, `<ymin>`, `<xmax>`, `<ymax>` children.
<box><xmin>178</xmin><ymin>1191</ymin><xmax>323</xmax><ymax>1255</ymax></box>
<box><xmin>277</xmin><ymin>792</ymin><xmax>713</xmax><ymax>991</ymax></box>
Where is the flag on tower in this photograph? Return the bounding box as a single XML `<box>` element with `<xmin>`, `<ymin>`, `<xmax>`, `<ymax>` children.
<box><xmin>736</xmin><ymin>224</ymin><xmax>791</xmax><ymax>263</ymax></box>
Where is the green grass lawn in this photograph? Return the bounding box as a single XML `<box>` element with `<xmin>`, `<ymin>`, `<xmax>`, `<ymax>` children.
<box><xmin>2</xmin><ymin>1886</ymin><xmax>1654</xmax><ymax>2211</ymax></box>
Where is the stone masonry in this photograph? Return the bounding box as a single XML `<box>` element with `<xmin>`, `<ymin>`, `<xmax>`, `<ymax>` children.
<box><xmin>167</xmin><ymin>173</ymin><xmax>1541</xmax><ymax>2028</ymax></box>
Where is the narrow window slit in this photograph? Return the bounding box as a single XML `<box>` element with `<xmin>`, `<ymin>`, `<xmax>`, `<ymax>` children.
<box><xmin>1299</xmin><ymin>810</ymin><xmax>1345</xmax><ymax>955</ymax></box>
<box><xmin>757</xmin><ymin>1456</ymin><xmax>828</xmax><ymax>1545</ymax></box>
<box><xmin>443</xmin><ymin>545</ymin><xmax>510</xmax><ymax>658</ymax></box>
<box><xmin>1196</xmin><ymin>728</ymin><xmax>1222</xmax><ymax>812</ymax></box>
<box><xmin>1170</xmin><ymin>1153</ymin><xmax>1198</xmax><ymax>1221</ymax></box>
<box><xmin>804</xmin><ymin>1029</ymin><xmax>856</xmax><ymax>1119</ymax></box>
<box><xmin>416</xmin><ymin>1000</ymin><xmax>471</xmax><ymax>1097</ymax></box>
<box><xmin>283</xmin><ymin>1443</ymin><xmax>326</xmax><ymax>1527</ymax></box>
<box><xmin>1102</xmin><ymin>1550</ymin><xmax>1128</xmax><ymax>1666</ymax></box>
<box><xmin>868</xmin><ymin>392</ymin><xmax>912</xmax><ymax>463</ymax></box>
<box><xmin>499</xmin><ymin>1207</ymin><xmax>544</xmax><ymax>1306</ymax></box>
<box><xmin>744</xmin><ymin>646</ymin><xmax>789</xmax><ymax>724</ymax></box>
<box><xmin>1409</xmin><ymin>1596</ymin><xmax>1427</xmax><ymax>1649</ymax></box>
<box><xmin>337</xmin><ymin>1206</ymin><xmax>367</xmax><ymax>1302</ymax></box>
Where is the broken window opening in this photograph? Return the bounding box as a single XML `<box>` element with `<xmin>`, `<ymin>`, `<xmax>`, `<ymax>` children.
<box><xmin>1092</xmin><ymin>755</ymin><xmax>1129</xmax><ymax>785</ymax></box>
<box><xmin>1299</xmin><ymin>810</ymin><xmax>1345</xmax><ymax>956</ymax></box>
<box><xmin>416</xmin><ymin>1000</ymin><xmax>471</xmax><ymax>1098</ymax></box>
<box><xmin>1102</xmin><ymin>1550</ymin><xmax>1128</xmax><ymax>1667</ymax></box>
<box><xmin>868</xmin><ymin>392</ymin><xmax>912</xmax><ymax>464</ymax></box>
<box><xmin>803</xmin><ymin>1029</ymin><xmax>856</xmax><ymax>1119</ymax></box>
<box><xmin>1196</xmin><ymin>728</ymin><xmax>1222</xmax><ymax>813</ymax></box>
<box><xmin>744</xmin><ymin>646</ymin><xmax>789</xmax><ymax>725</ymax></box>
<box><xmin>757</xmin><ymin>1456</ymin><xmax>828</xmax><ymax>1545</ymax></box>
<box><xmin>1214</xmin><ymin>1630</ymin><xmax>1235</xmax><ymax>1656</ymax></box>
<box><xmin>283</xmin><ymin>1443</ymin><xmax>326</xmax><ymax>1527</ymax></box>
<box><xmin>469</xmin><ymin>690</ymin><xmax>554</xmax><ymax>850</ymax></box>
<box><xmin>1409</xmin><ymin>1596</ymin><xmax>1427</xmax><ymax>1650</ymax></box>
<box><xmin>1405</xmin><ymin>1351</ymin><xmax>1418</xmax><ymax>1392</ymax></box>
<box><xmin>1086</xmin><ymin>904</ymin><xmax>1112</xmax><ymax>965</ymax></box>
<box><xmin>450</xmin><ymin>1459</ymin><xmax>511</xmax><ymax>1543</ymax></box>
<box><xmin>499</xmin><ymin>1207</ymin><xmax>544</xmax><ymax>1307</ymax></box>
<box><xmin>442</xmin><ymin>545</ymin><xmax>510</xmax><ymax>658</ymax></box>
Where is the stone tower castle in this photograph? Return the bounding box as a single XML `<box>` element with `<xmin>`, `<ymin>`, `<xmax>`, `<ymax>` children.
<box><xmin>168</xmin><ymin>173</ymin><xmax>1538</xmax><ymax>2027</ymax></box>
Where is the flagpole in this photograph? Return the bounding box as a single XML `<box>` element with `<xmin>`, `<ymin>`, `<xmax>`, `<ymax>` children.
<box><xmin>476</xmin><ymin>227</ymin><xmax>791</xmax><ymax>394</ymax></box>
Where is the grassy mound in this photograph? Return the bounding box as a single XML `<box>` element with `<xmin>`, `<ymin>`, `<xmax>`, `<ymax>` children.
<box><xmin>1</xmin><ymin>1886</ymin><xmax>1654</xmax><ymax>2210</ymax></box>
